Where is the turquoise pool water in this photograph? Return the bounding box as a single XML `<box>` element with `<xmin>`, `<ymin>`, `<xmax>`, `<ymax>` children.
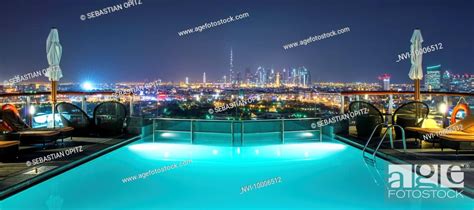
<box><xmin>1</xmin><ymin>137</ymin><xmax>473</xmax><ymax>209</ymax></box>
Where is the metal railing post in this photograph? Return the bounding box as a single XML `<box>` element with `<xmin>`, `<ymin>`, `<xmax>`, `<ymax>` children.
<box><xmin>281</xmin><ymin>119</ymin><xmax>285</xmax><ymax>144</ymax></box>
<box><xmin>81</xmin><ymin>95</ymin><xmax>87</xmax><ymax>112</ymax></box>
<box><xmin>443</xmin><ymin>95</ymin><xmax>449</xmax><ymax>128</ymax></box>
<box><xmin>190</xmin><ymin>120</ymin><xmax>193</xmax><ymax>144</ymax></box>
<box><xmin>129</xmin><ymin>94</ymin><xmax>134</xmax><ymax>116</ymax></box>
<box><xmin>26</xmin><ymin>96</ymin><xmax>32</xmax><ymax>127</ymax></box>
<box><xmin>231</xmin><ymin>121</ymin><xmax>234</xmax><ymax>145</ymax></box>
<box><xmin>388</xmin><ymin>94</ymin><xmax>394</xmax><ymax>114</ymax></box>
<box><xmin>241</xmin><ymin>121</ymin><xmax>245</xmax><ymax>146</ymax></box>
<box><xmin>153</xmin><ymin>119</ymin><xmax>156</xmax><ymax>142</ymax></box>
<box><xmin>319</xmin><ymin>122</ymin><xmax>323</xmax><ymax>142</ymax></box>
<box><xmin>340</xmin><ymin>95</ymin><xmax>345</xmax><ymax>114</ymax></box>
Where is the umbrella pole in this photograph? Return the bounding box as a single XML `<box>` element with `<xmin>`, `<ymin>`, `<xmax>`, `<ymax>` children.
<box><xmin>414</xmin><ymin>79</ymin><xmax>420</xmax><ymax>101</ymax></box>
<box><xmin>414</xmin><ymin>79</ymin><xmax>421</xmax><ymax>122</ymax></box>
<box><xmin>51</xmin><ymin>81</ymin><xmax>57</xmax><ymax>128</ymax></box>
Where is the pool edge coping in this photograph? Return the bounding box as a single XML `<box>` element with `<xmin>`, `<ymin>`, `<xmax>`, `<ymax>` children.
<box><xmin>0</xmin><ymin>135</ymin><xmax>142</xmax><ymax>200</ymax></box>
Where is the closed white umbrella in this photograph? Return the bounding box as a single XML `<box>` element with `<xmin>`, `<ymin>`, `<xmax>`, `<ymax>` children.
<box><xmin>45</xmin><ymin>28</ymin><xmax>63</xmax><ymax>127</ymax></box>
<box><xmin>408</xmin><ymin>29</ymin><xmax>423</xmax><ymax>101</ymax></box>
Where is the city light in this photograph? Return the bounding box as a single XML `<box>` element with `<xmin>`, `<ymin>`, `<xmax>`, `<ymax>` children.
<box><xmin>81</xmin><ymin>81</ymin><xmax>94</xmax><ymax>91</ymax></box>
<box><xmin>439</xmin><ymin>103</ymin><xmax>448</xmax><ymax>114</ymax></box>
<box><xmin>28</xmin><ymin>105</ymin><xmax>36</xmax><ymax>115</ymax></box>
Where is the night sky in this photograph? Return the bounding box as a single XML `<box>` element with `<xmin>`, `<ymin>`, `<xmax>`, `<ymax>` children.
<box><xmin>0</xmin><ymin>0</ymin><xmax>473</xmax><ymax>84</ymax></box>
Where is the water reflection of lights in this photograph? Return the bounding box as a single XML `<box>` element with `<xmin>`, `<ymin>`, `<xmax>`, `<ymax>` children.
<box><xmin>161</xmin><ymin>133</ymin><xmax>175</xmax><ymax>138</ymax></box>
<box><xmin>128</xmin><ymin>142</ymin><xmax>346</xmax><ymax>161</ymax></box>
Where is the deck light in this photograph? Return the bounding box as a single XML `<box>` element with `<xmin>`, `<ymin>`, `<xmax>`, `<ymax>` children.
<box><xmin>28</xmin><ymin>105</ymin><xmax>36</xmax><ymax>115</ymax></box>
<box><xmin>439</xmin><ymin>103</ymin><xmax>448</xmax><ymax>114</ymax></box>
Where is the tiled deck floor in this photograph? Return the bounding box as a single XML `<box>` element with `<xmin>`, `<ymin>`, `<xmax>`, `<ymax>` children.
<box><xmin>338</xmin><ymin>126</ymin><xmax>474</xmax><ymax>197</ymax></box>
<box><xmin>0</xmin><ymin>134</ymin><xmax>139</xmax><ymax>199</ymax></box>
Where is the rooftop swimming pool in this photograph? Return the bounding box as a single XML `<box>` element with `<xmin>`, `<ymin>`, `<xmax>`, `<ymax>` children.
<box><xmin>1</xmin><ymin>136</ymin><xmax>472</xmax><ymax>209</ymax></box>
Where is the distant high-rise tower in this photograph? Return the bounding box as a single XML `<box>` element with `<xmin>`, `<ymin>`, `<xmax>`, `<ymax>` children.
<box><xmin>236</xmin><ymin>72</ymin><xmax>242</xmax><ymax>84</ymax></box>
<box><xmin>245</xmin><ymin>67</ymin><xmax>252</xmax><ymax>84</ymax></box>
<box><xmin>425</xmin><ymin>65</ymin><xmax>441</xmax><ymax>91</ymax></box>
<box><xmin>378</xmin><ymin>74</ymin><xmax>391</xmax><ymax>91</ymax></box>
<box><xmin>203</xmin><ymin>72</ymin><xmax>206</xmax><ymax>84</ymax></box>
<box><xmin>282</xmin><ymin>68</ymin><xmax>287</xmax><ymax>84</ymax></box>
<box><xmin>256</xmin><ymin>66</ymin><xmax>266</xmax><ymax>86</ymax></box>
<box><xmin>441</xmin><ymin>70</ymin><xmax>451</xmax><ymax>91</ymax></box>
<box><xmin>229</xmin><ymin>48</ymin><xmax>234</xmax><ymax>84</ymax></box>
<box><xmin>299</xmin><ymin>66</ymin><xmax>310</xmax><ymax>87</ymax></box>
<box><xmin>185</xmin><ymin>77</ymin><xmax>189</xmax><ymax>84</ymax></box>
<box><xmin>276</xmin><ymin>72</ymin><xmax>281</xmax><ymax>86</ymax></box>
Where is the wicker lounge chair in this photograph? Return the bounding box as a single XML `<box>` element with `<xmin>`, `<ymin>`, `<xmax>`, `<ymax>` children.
<box><xmin>1</xmin><ymin>105</ymin><xmax>74</xmax><ymax>140</ymax></box>
<box><xmin>56</xmin><ymin>101</ymin><xmax>127</xmax><ymax>137</ymax></box>
<box><xmin>55</xmin><ymin>102</ymin><xmax>95</xmax><ymax>136</ymax></box>
<box><xmin>392</xmin><ymin>101</ymin><xmax>429</xmax><ymax>141</ymax></box>
<box><xmin>93</xmin><ymin>101</ymin><xmax>127</xmax><ymax>136</ymax></box>
<box><xmin>349</xmin><ymin>101</ymin><xmax>384</xmax><ymax>139</ymax></box>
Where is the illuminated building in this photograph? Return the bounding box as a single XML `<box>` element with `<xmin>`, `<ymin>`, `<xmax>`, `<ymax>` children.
<box><xmin>441</xmin><ymin>70</ymin><xmax>451</xmax><ymax>91</ymax></box>
<box><xmin>378</xmin><ymin>74</ymin><xmax>391</xmax><ymax>91</ymax></box>
<box><xmin>425</xmin><ymin>65</ymin><xmax>441</xmax><ymax>91</ymax></box>
<box><xmin>245</xmin><ymin>67</ymin><xmax>252</xmax><ymax>84</ymax></box>
<box><xmin>229</xmin><ymin>48</ymin><xmax>234</xmax><ymax>84</ymax></box>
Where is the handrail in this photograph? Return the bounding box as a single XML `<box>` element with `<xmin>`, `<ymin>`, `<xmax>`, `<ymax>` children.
<box><xmin>152</xmin><ymin>117</ymin><xmax>321</xmax><ymax>122</ymax></box>
<box><xmin>0</xmin><ymin>91</ymin><xmax>115</xmax><ymax>97</ymax></box>
<box><xmin>361</xmin><ymin>123</ymin><xmax>387</xmax><ymax>155</ymax></box>
<box><xmin>362</xmin><ymin>123</ymin><xmax>406</xmax><ymax>161</ymax></box>
<box><xmin>340</xmin><ymin>90</ymin><xmax>474</xmax><ymax>97</ymax></box>
<box><xmin>2</xmin><ymin>90</ymin><xmax>472</xmax><ymax>98</ymax></box>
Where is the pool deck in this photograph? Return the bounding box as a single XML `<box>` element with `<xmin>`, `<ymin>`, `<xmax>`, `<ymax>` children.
<box><xmin>337</xmin><ymin>128</ymin><xmax>474</xmax><ymax>198</ymax></box>
<box><xmin>0</xmin><ymin>134</ymin><xmax>140</xmax><ymax>199</ymax></box>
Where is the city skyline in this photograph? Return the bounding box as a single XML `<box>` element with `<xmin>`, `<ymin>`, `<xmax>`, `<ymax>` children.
<box><xmin>0</xmin><ymin>0</ymin><xmax>473</xmax><ymax>84</ymax></box>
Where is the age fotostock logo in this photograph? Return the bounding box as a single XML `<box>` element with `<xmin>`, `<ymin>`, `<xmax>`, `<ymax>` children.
<box><xmin>387</xmin><ymin>164</ymin><xmax>465</xmax><ymax>199</ymax></box>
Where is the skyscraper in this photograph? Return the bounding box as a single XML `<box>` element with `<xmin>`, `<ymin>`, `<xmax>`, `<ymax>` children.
<box><xmin>425</xmin><ymin>65</ymin><xmax>441</xmax><ymax>91</ymax></box>
<box><xmin>441</xmin><ymin>70</ymin><xmax>451</xmax><ymax>91</ymax></box>
<box><xmin>229</xmin><ymin>48</ymin><xmax>234</xmax><ymax>84</ymax></box>
<box><xmin>378</xmin><ymin>74</ymin><xmax>391</xmax><ymax>91</ymax></box>
<box><xmin>244</xmin><ymin>67</ymin><xmax>252</xmax><ymax>84</ymax></box>
<box><xmin>299</xmin><ymin>66</ymin><xmax>311</xmax><ymax>87</ymax></box>
<box><xmin>290</xmin><ymin>68</ymin><xmax>297</xmax><ymax>85</ymax></box>
<box><xmin>203</xmin><ymin>72</ymin><xmax>206</xmax><ymax>84</ymax></box>
<box><xmin>256</xmin><ymin>66</ymin><xmax>266</xmax><ymax>86</ymax></box>
<box><xmin>276</xmin><ymin>72</ymin><xmax>281</xmax><ymax>86</ymax></box>
<box><xmin>236</xmin><ymin>72</ymin><xmax>242</xmax><ymax>84</ymax></box>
